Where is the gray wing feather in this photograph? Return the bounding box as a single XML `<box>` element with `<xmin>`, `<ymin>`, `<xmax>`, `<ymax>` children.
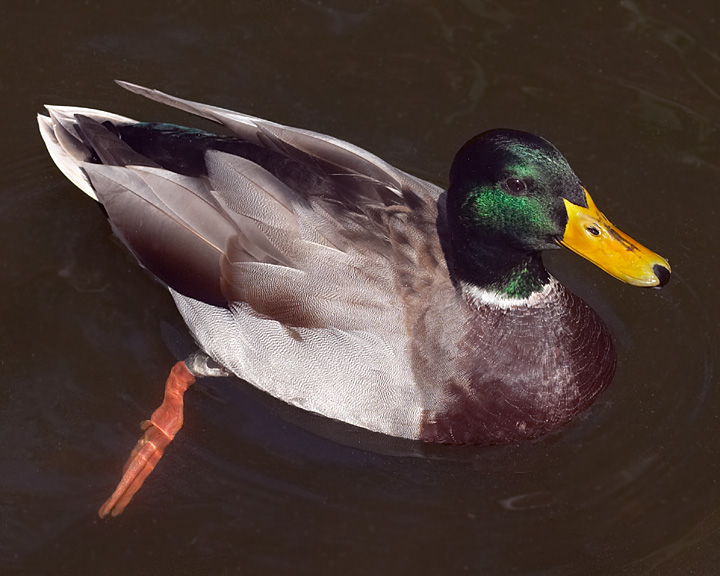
<box><xmin>43</xmin><ymin>83</ymin><xmax>450</xmax><ymax>331</ymax></box>
<box><xmin>83</xmin><ymin>164</ymin><xmax>231</xmax><ymax>305</ymax></box>
<box><xmin>115</xmin><ymin>80</ymin><xmax>410</xmax><ymax>194</ymax></box>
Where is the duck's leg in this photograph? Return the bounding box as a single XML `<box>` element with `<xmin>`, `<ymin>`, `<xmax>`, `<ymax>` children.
<box><xmin>99</xmin><ymin>351</ymin><xmax>228</xmax><ymax>518</ymax></box>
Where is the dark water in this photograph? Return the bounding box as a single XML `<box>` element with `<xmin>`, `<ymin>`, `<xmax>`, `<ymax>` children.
<box><xmin>2</xmin><ymin>1</ymin><xmax>720</xmax><ymax>574</ymax></box>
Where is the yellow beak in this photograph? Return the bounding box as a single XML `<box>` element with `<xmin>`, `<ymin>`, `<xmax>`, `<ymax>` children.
<box><xmin>559</xmin><ymin>189</ymin><xmax>671</xmax><ymax>287</ymax></box>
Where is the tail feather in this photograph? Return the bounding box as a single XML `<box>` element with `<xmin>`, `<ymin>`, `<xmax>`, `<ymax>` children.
<box><xmin>37</xmin><ymin>105</ymin><xmax>137</xmax><ymax>200</ymax></box>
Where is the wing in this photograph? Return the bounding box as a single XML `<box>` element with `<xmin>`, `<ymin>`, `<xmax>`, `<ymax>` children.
<box><xmin>38</xmin><ymin>84</ymin><xmax>450</xmax><ymax>331</ymax></box>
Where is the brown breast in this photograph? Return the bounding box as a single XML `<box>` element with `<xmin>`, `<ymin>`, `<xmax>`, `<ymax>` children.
<box><xmin>418</xmin><ymin>282</ymin><xmax>616</xmax><ymax>445</ymax></box>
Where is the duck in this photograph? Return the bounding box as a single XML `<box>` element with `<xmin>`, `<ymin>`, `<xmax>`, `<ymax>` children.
<box><xmin>38</xmin><ymin>81</ymin><xmax>671</xmax><ymax>517</ymax></box>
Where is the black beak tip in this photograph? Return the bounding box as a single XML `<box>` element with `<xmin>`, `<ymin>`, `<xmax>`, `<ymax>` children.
<box><xmin>653</xmin><ymin>263</ymin><xmax>671</xmax><ymax>288</ymax></box>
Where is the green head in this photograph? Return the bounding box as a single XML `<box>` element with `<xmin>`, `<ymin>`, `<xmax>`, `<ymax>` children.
<box><xmin>448</xmin><ymin>129</ymin><xmax>583</xmax><ymax>252</ymax></box>
<box><xmin>445</xmin><ymin>129</ymin><xmax>670</xmax><ymax>298</ymax></box>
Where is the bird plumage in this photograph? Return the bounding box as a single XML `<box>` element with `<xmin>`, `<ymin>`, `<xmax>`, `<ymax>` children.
<box><xmin>37</xmin><ymin>82</ymin><xmax>668</xmax><ymax>446</ymax></box>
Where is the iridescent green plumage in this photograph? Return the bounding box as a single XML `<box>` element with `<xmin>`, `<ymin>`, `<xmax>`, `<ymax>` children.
<box><xmin>446</xmin><ymin>129</ymin><xmax>584</xmax><ymax>298</ymax></box>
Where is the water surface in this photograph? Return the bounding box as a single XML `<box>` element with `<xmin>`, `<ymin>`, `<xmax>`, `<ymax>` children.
<box><xmin>2</xmin><ymin>2</ymin><xmax>720</xmax><ymax>574</ymax></box>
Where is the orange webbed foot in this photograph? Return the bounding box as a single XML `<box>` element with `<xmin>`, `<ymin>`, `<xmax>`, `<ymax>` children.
<box><xmin>99</xmin><ymin>360</ymin><xmax>196</xmax><ymax>518</ymax></box>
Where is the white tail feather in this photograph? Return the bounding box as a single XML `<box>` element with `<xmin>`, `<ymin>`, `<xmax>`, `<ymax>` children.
<box><xmin>37</xmin><ymin>105</ymin><xmax>137</xmax><ymax>201</ymax></box>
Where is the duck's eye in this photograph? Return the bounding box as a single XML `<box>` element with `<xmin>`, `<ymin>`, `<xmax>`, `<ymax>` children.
<box><xmin>504</xmin><ymin>178</ymin><xmax>527</xmax><ymax>195</ymax></box>
<box><xmin>586</xmin><ymin>226</ymin><xmax>601</xmax><ymax>237</ymax></box>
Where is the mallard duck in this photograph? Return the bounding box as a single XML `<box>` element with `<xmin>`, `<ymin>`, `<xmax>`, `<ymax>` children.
<box><xmin>38</xmin><ymin>82</ymin><xmax>670</xmax><ymax>517</ymax></box>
